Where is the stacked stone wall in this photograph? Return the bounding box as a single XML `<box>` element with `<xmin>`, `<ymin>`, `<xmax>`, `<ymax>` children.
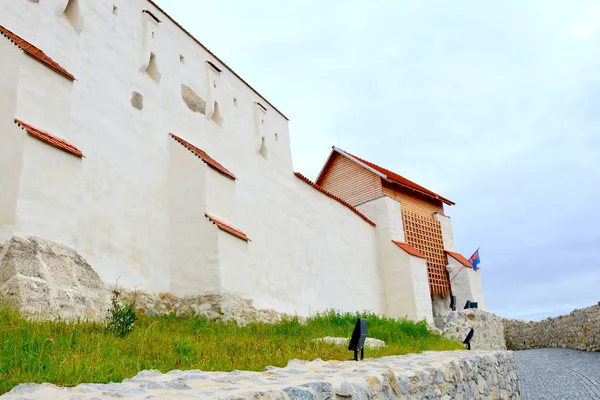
<box><xmin>504</xmin><ymin>303</ymin><xmax>600</xmax><ymax>352</ymax></box>
<box><xmin>3</xmin><ymin>351</ymin><xmax>521</xmax><ymax>399</ymax></box>
<box><xmin>439</xmin><ymin>309</ymin><xmax>507</xmax><ymax>351</ymax></box>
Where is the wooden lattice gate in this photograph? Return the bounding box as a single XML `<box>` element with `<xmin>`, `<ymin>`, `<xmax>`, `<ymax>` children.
<box><xmin>402</xmin><ymin>210</ymin><xmax>451</xmax><ymax>298</ymax></box>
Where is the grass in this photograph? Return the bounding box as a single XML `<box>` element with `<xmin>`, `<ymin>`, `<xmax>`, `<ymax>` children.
<box><xmin>0</xmin><ymin>304</ymin><xmax>462</xmax><ymax>394</ymax></box>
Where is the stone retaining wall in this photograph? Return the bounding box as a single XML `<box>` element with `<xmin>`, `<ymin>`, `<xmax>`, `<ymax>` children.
<box><xmin>504</xmin><ymin>302</ymin><xmax>600</xmax><ymax>352</ymax></box>
<box><xmin>3</xmin><ymin>351</ymin><xmax>521</xmax><ymax>399</ymax></box>
<box><xmin>439</xmin><ymin>309</ymin><xmax>507</xmax><ymax>351</ymax></box>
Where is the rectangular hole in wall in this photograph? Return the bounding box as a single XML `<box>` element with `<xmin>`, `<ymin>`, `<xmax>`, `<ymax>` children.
<box><xmin>180</xmin><ymin>54</ymin><xmax>185</xmax><ymax>64</ymax></box>
<box><xmin>112</xmin><ymin>5</ymin><xmax>118</xmax><ymax>15</ymax></box>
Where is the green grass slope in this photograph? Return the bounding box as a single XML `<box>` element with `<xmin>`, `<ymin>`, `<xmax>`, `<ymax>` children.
<box><xmin>0</xmin><ymin>306</ymin><xmax>462</xmax><ymax>394</ymax></box>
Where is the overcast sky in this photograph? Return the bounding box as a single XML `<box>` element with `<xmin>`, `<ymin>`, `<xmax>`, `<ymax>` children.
<box><xmin>156</xmin><ymin>0</ymin><xmax>600</xmax><ymax>321</ymax></box>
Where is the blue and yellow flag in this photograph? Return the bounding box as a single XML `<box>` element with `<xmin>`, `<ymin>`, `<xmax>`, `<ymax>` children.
<box><xmin>468</xmin><ymin>249</ymin><xmax>481</xmax><ymax>271</ymax></box>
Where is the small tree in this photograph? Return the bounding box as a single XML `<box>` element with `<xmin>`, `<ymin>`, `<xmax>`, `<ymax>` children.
<box><xmin>106</xmin><ymin>290</ymin><xmax>137</xmax><ymax>338</ymax></box>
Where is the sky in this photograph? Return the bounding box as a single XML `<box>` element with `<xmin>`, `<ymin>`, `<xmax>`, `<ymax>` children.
<box><xmin>155</xmin><ymin>0</ymin><xmax>600</xmax><ymax>321</ymax></box>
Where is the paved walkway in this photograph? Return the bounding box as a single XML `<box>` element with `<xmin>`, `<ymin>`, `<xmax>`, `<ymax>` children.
<box><xmin>515</xmin><ymin>348</ymin><xmax>600</xmax><ymax>399</ymax></box>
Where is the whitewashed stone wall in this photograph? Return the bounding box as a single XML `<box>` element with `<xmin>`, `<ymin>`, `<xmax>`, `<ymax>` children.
<box><xmin>446</xmin><ymin>257</ymin><xmax>487</xmax><ymax>313</ymax></box>
<box><xmin>0</xmin><ymin>0</ymin><xmax>383</xmax><ymax>318</ymax></box>
<box><xmin>2</xmin><ymin>351</ymin><xmax>521</xmax><ymax>399</ymax></box>
<box><xmin>358</xmin><ymin>197</ymin><xmax>433</xmax><ymax>323</ymax></box>
<box><xmin>504</xmin><ymin>302</ymin><xmax>600</xmax><ymax>352</ymax></box>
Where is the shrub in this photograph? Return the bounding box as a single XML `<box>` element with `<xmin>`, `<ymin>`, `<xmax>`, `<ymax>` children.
<box><xmin>106</xmin><ymin>291</ymin><xmax>137</xmax><ymax>338</ymax></box>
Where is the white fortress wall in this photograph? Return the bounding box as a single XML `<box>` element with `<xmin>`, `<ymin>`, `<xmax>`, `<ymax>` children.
<box><xmin>12</xmin><ymin>52</ymin><xmax>80</xmax><ymax>248</ymax></box>
<box><xmin>219</xmin><ymin>176</ymin><xmax>383</xmax><ymax>316</ymax></box>
<box><xmin>358</xmin><ymin>197</ymin><xmax>433</xmax><ymax>323</ymax></box>
<box><xmin>0</xmin><ymin>0</ymin><xmax>384</xmax><ymax>317</ymax></box>
<box><xmin>0</xmin><ymin>38</ymin><xmax>23</xmax><ymax>244</ymax></box>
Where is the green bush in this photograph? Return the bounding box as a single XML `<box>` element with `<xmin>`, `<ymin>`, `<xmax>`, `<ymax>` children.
<box><xmin>106</xmin><ymin>292</ymin><xmax>137</xmax><ymax>338</ymax></box>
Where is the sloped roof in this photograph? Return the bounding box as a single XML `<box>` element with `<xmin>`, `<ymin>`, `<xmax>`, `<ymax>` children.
<box><xmin>15</xmin><ymin>119</ymin><xmax>83</xmax><ymax>158</ymax></box>
<box><xmin>392</xmin><ymin>240</ymin><xmax>426</xmax><ymax>258</ymax></box>
<box><xmin>294</xmin><ymin>172</ymin><xmax>376</xmax><ymax>227</ymax></box>
<box><xmin>170</xmin><ymin>134</ymin><xmax>236</xmax><ymax>180</ymax></box>
<box><xmin>445</xmin><ymin>250</ymin><xmax>474</xmax><ymax>269</ymax></box>
<box><xmin>316</xmin><ymin>147</ymin><xmax>455</xmax><ymax>206</ymax></box>
<box><xmin>205</xmin><ymin>213</ymin><xmax>250</xmax><ymax>242</ymax></box>
<box><xmin>0</xmin><ymin>25</ymin><xmax>75</xmax><ymax>81</ymax></box>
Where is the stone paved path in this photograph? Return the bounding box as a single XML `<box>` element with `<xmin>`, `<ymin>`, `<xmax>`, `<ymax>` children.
<box><xmin>515</xmin><ymin>348</ymin><xmax>600</xmax><ymax>399</ymax></box>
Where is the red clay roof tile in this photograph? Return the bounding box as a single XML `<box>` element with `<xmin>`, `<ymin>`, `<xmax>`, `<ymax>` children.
<box><xmin>205</xmin><ymin>213</ymin><xmax>250</xmax><ymax>242</ymax></box>
<box><xmin>294</xmin><ymin>172</ymin><xmax>376</xmax><ymax>227</ymax></box>
<box><xmin>170</xmin><ymin>134</ymin><xmax>236</xmax><ymax>180</ymax></box>
<box><xmin>445</xmin><ymin>250</ymin><xmax>474</xmax><ymax>269</ymax></box>
<box><xmin>0</xmin><ymin>25</ymin><xmax>75</xmax><ymax>81</ymax></box>
<box><xmin>318</xmin><ymin>147</ymin><xmax>455</xmax><ymax>206</ymax></box>
<box><xmin>14</xmin><ymin>119</ymin><xmax>83</xmax><ymax>158</ymax></box>
<box><xmin>392</xmin><ymin>240</ymin><xmax>427</xmax><ymax>258</ymax></box>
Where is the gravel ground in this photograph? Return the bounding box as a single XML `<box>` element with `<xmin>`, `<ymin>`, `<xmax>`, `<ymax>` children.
<box><xmin>515</xmin><ymin>348</ymin><xmax>600</xmax><ymax>399</ymax></box>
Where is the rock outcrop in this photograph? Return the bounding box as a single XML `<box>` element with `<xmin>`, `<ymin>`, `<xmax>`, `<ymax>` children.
<box><xmin>0</xmin><ymin>236</ymin><xmax>110</xmax><ymax>320</ymax></box>
<box><xmin>439</xmin><ymin>309</ymin><xmax>507</xmax><ymax>351</ymax></box>
<box><xmin>117</xmin><ymin>290</ymin><xmax>286</xmax><ymax>326</ymax></box>
<box><xmin>504</xmin><ymin>302</ymin><xmax>600</xmax><ymax>352</ymax></box>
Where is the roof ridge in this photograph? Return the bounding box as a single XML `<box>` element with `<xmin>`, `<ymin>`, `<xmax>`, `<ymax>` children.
<box><xmin>169</xmin><ymin>133</ymin><xmax>236</xmax><ymax>180</ymax></box>
<box><xmin>205</xmin><ymin>213</ymin><xmax>250</xmax><ymax>242</ymax></box>
<box><xmin>0</xmin><ymin>24</ymin><xmax>75</xmax><ymax>81</ymax></box>
<box><xmin>332</xmin><ymin>146</ymin><xmax>455</xmax><ymax>206</ymax></box>
<box><xmin>392</xmin><ymin>240</ymin><xmax>427</xmax><ymax>259</ymax></box>
<box><xmin>14</xmin><ymin>119</ymin><xmax>84</xmax><ymax>158</ymax></box>
<box><xmin>445</xmin><ymin>250</ymin><xmax>474</xmax><ymax>269</ymax></box>
<box><xmin>294</xmin><ymin>172</ymin><xmax>376</xmax><ymax>227</ymax></box>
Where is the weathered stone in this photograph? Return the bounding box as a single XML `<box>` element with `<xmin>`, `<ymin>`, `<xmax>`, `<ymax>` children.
<box><xmin>130</xmin><ymin>91</ymin><xmax>143</xmax><ymax>110</ymax></box>
<box><xmin>0</xmin><ymin>236</ymin><xmax>110</xmax><ymax>321</ymax></box>
<box><xmin>181</xmin><ymin>84</ymin><xmax>206</xmax><ymax>114</ymax></box>
<box><xmin>503</xmin><ymin>302</ymin><xmax>600</xmax><ymax>352</ymax></box>
<box><xmin>311</xmin><ymin>336</ymin><xmax>386</xmax><ymax>349</ymax></box>
<box><xmin>439</xmin><ymin>309</ymin><xmax>507</xmax><ymax>351</ymax></box>
<box><xmin>118</xmin><ymin>289</ymin><xmax>288</xmax><ymax>326</ymax></box>
<box><xmin>1</xmin><ymin>351</ymin><xmax>521</xmax><ymax>399</ymax></box>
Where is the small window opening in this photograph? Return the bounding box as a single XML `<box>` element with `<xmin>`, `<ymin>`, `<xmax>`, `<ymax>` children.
<box><xmin>112</xmin><ymin>5</ymin><xmax>118</xmax><ymax>15</ymax></box>
<box><xmin>233</xmin><ymin>97</ymin><xmax>238</xmax><ymax>107</ymax></box>
<box><xmin>180</xmin><ymin>54</ymin><xmax>185</xmax><ymax>64</ymax></box>
<box><xmin>274</xmin><ymin>132</ymin><xmax>279</xmax><ymax>141</ymax></box>
<box><xmin>151</xmin><ymin>31</ymin><xmax>155</xmax><ymax>39</ymax></box>
<box><xmin>145</xmin><ymin>53</ymin><xmax>161</xmax><ymax>82</ymax></box>
<box><xmin>259</xmin><ymin>137</ymin><xmax>268</xmax><ymax>159</ymax></box>
<box><xmin>213</xmin><ymin>80</ymin><xmax>217</xmax><ymax>89</ymax></box>
<box><xmin>211</xmin><ymin>101</ymin><xmax>222</xmax><ymax>126</ymax></box>
<box><xmin>261</xmin><ymin>119</ymin><xmax>264</xmax><ymax>125</ymax></box>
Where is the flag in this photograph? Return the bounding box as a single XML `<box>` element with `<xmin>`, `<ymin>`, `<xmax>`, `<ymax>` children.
<box><xmin>468</xmin><ymin>248</ymin><xmax>480</xmax><ymax>271</ymax></box>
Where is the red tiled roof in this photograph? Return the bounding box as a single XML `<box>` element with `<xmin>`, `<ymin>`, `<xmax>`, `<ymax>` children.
<box><xmin>170</xmin><ymin>134</ymin><xmax>236</xmax><ymax>180</ymax></box>
<box><xmin>392</xmin><ymin>240</ymin><xmax>426</xmax><ymax>258</ymax></box>
<box><xmin>318</xmin><ymin>147</ymin><xmax>455</xmax><ymax>206</ymax></box>
<box><xmin>445</xmin><ymin>250</ymin><xmax>475</xmax><ymax>269</ymax></box>
<box><xmin>145</xmin><ymin>0</ymin><xmax>288</xmax><ymax>121</ymax></box>
<box><xmin>205</xmin><ymin>213</ymin><xmax>250</xmax><ymax>242</ymax></box>
<box><xmin>14</xmin><ymin>119</ymin><xmax>83</xmax><ymax>158</ymax></box>
<box><xmin>0</xmin><ymin>25</ymin><xmax>75</xmax><ymax>81</ymax></box>
<box><xmin>294</xmin><ymin>172</ymin><xmax>376</xmax><ymax>227</ymax></box>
